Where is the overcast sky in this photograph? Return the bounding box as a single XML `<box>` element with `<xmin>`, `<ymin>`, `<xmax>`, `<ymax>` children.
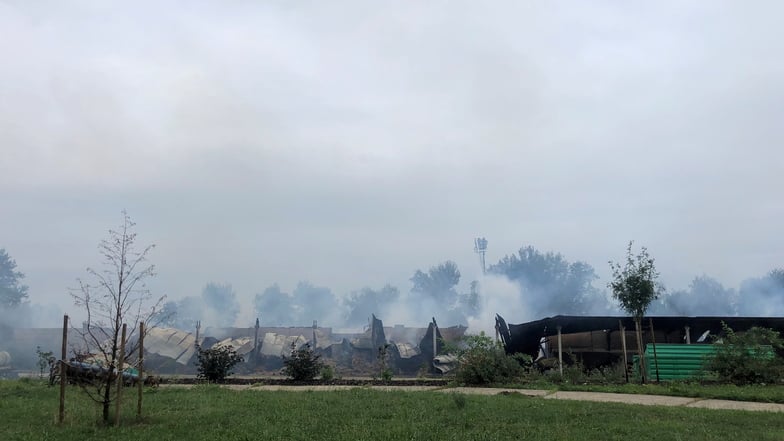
<box><xmin>1</xmin><ymin>1</ymin><xmax>782</xmax><ymax>325</ymax></box>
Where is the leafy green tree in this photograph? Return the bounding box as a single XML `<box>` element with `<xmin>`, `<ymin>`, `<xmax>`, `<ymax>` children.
<box><xmin>608</xmin><ymin>241</ymin><xmax>663</xmax><ymax>383</ymax></box>
<box><xmin>195</xmin><ymin>344</ymin><xmax>244</xmax><ymax>383</ymax></box>
<box><xmin>282</xmin><ymin>342</ymin><xmax>324</xmax><ymax>381</ymax></box>
<box><xmin>0</xmin><ymin>248</ymin><xmax>29</xmax><ymax>308</ymax></box>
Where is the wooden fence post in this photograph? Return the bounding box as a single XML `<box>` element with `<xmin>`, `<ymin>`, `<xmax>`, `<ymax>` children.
<box><xmin>58</xmin><ymin>314</ymin><xmax>68</xmax><ymax>424</ymax></box>
<box><xmin>137</xmin><ymin>321</ymin><xmax>144</xmax><ymax>418</ymax></box>
<box><xmin>619</xmin><ymin>320</ymin><xmax>629</xmax><ymax>383</ymax></box>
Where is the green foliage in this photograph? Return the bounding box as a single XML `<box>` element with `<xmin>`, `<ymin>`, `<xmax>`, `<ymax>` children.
<box><xmin>195</xmin><ymin>344</ymin><xmax>244</xmax><ymax>383</ymax></box>
<box><xmin>283</xmin><ymin>342</ymin><xmax>324</xmax><ymax>381</ymax></box>
<box><xmin>35</xmin><ymin>346</ymin><xmax>53</xmax><ymax>380</ymax></box>
<box><xmin>377</xmin><ymin>343</ymin><xmax>393</xmax><ymax>382</ymax></box>
<box><xmin>451</xmin><ymin>332</ymin><xmax>528</xmax><ymax>385</ymax></box>
<box><xmin>320</xmin><ymin>364</ymin><xmax>335</xmax><ymax>381</ymax></box>
<box><xmin>0</xmin><ymin>248</ymin><xmax>29</xmax><ymax>308</ymax></box>
<box><xmin>608</xmin><ymin>241</ymin><xmax>663</xmax><ymax>319</ymax></box>
<box><xmin>705</xmin><ymin>323</ymin><xmax>784</xmax><ymax>385</ymax></box>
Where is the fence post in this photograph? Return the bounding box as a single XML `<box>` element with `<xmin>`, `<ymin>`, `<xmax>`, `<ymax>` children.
<box><xmin>58</xmin><ymin>314</ymin><xmax>68</xmax><ymax>424</ymax></box>
<box><xmin>137</xmin><ymin>321</ymin><xmax>144</xmax><ymax>418</ymax></box>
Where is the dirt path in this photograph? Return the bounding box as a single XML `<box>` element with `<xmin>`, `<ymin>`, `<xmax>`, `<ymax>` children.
<box><xmin>161</xmin><ymin>384</ymin><xmax>784</xmax><ymax>413</ymax></box>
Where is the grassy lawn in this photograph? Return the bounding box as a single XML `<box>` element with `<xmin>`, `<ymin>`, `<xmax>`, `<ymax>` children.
<box><xmin>2</xmin><ymin>380</ymin><xmax>783</xmax><ymax>441</ymax></box>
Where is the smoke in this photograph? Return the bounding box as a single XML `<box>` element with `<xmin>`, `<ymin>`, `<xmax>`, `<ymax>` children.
<box><xmin>0</xmin><ymin>302</ymin><xmax>63</xmax><ymax>329</ymax></box>
<box><xmin>466</xmin><ymin>274</ymin><xmax>526</xmax><ymax>336</ymax></box>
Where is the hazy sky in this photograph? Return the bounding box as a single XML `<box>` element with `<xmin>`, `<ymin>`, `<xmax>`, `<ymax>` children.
<box><xmin>2</xmin><ymin>1</ymin><xmax>782</xmax><ymax>324</ymax></box>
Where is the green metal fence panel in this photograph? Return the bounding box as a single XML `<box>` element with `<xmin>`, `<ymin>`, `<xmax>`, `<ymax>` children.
<box><xmin>643</xmin><ymin>344</ymin><xmax>716</xmax><ymax>381</ymax></box>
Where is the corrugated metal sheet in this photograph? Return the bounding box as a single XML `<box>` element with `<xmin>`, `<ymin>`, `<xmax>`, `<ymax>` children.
<box><xmin>259</xmin><ymin>333</ymin><xmax>307</xmax><ymax>357</ymax></box>
<box><xmin>642</xmin><ymin>344</ymin><xmax>716</xmax><ymax>380</ymax></box>
<box><xmin>144</xmin><ymin>327</ymin><xmax>198</xmax><ymax>365</ymax></box>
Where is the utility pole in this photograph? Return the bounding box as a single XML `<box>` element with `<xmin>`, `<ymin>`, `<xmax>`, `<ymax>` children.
<box><xmin>474</xmin><ymin>237</ymin><xmax>488</xmax><ymax>275</ymax></box>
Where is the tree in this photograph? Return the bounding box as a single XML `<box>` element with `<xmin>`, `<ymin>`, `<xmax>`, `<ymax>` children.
<box><xmin>70</xmin><ymin>211</ymin><xmax>164</xmax><ymax>424</ymax></box>
<box><xmin>411</xmin><ymin>261</ymin><xmax>461</xmax><ymax>303</ymax></box>
<box><xmin>254</xmin><ymin>284</ymin><xmax>296</xmax><ymax>326</ymax></box>
<box><xmin>409</xmin><ymin>261</ymin><xmax>468</xmax><ymax>325</ymax></box>
<box><xmin>650</xmin><ymin>275</ymin><xmax>737</xmax><ymax>316</ymax></box>
<box><xmin>608</xmin><ymin>241</ymin><xmax>663</xmax><ymax>383</ymax></box>
<box><xmin>489</xmin><ymin>245</ymin><xmax>610</xmax><ymax>316</ymax></box>
<box><xmin>194</xmin><ymin>344</ymin><xmax>244</xmax><ymax>383</ymax></box>
<box><xmin>737</xmin><ymin>269</ymin><xmax>784</xmax><ymax>316</ymax></box>
<box><xmin>344</xmin><ymin>284</ymin><xmax>400</xmax><ymax>327</ymax></box>
<box><xmin>0</xmin><ymin>248</ymin><xmax>29</xmax><ymax>308</ymax></box>
<box><xmin>457</xmin><ymin>280</ymin><xmax>482</xmax><ymax>318</ymax></box>
<box><xmin>292</xmin><ymin>281</ymin><xmax>338</xmax><ymax>326</ymax></box>
<box><xmin>282</xmin><ymin>342</ymin><xmax>324</xmax><ymax>381</ymax></box>
<box><xmin>201</xmin><ymin>282</ymin><xmax>239</xmax><ymax>327</ymax></box>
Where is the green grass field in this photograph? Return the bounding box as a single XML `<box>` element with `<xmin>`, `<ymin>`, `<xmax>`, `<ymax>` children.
<box><xmin>2</xmin><ymin>380</ymin><xmax>783</xmax><ymax>441</ymax></box>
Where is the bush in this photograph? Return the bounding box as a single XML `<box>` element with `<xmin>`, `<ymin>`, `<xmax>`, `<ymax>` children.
<box><xmin>451</xmin><ymin>332</ymin><xmax>528</xmax><ymax>385</ymax></box>
<box><xmin>320</xmin><ymin>364</ymin><xmax>335</xmax><ymax>381</ymax></box>
<box><xmin>705</xmin><ymin>323</ymin><xmax>784</xmax><ymax>385</ymax></box>
<box><xmin>376</xmin><ymin>344</ymin><xmax>393</xmax><ymax>382</ymax></box>
<box><xmin>283</xmin><ymin>343</ymin><xmax>324</xmax><ymax>381</ymax></box>
<box><xmin>195</xmin><ymin>345</ymin><xmax>244</xmax><ymax>383</ymax></box>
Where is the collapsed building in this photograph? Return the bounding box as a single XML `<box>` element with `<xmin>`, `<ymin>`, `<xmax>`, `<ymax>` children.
<box><xmin>496</xmin><ymin>314</ymin><xmax>784</xmax><ymax>369</ymax></box>
<box><xmin>2</xmin><ymin>315</ymin><xmax>467</xmax><ymax>377</ymax></box>
<box><xmin>141</xmin><ymin>315</ymin><xmax>468</xmax><ymax>376</ymax></box>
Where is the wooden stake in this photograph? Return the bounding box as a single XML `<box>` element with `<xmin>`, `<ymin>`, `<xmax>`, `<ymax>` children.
<box><xmin>137</xmin><ymin>321</ymin><xmax>144</xmax><ymax>418</ymax></box>
<box><xmin>58</xmin><ymin>314</ymin><xmax>68</xmax><ymax>424</ymax></box>
<box><xmin>115</xmin><ymin>323</ymin><xmax>127</xmax><ymax>426</ymax></box>
<box><xmin>635</xmin><ymin>318</ymin><xmax>646</xmax><ymax>383</ymax></box>
<box><xmin>557</xmin><ymin>326</ymin><xmax>563</xmax><ymax>376</ymax></box>
<box><xmin>649</xmin><ymin>317</ymin><xmax>660</xmax><ymax>383</ymax></box>
<box><xmin>619</xmin><ymin>320</ymin><xmax>628</xmax><ymax>383</ymax></box>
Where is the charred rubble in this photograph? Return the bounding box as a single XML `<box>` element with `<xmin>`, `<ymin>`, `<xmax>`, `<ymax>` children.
<box><xmin>2</xmin><ymin>315</ymin><xmax>467</xmax><ymax>378</ymax></box>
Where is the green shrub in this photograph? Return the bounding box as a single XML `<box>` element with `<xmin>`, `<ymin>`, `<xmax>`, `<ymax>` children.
<box><xmin>705</xmin><ymin>323</ymin><xmax>784</xmax><ymax>385</ymax></box>
<box><xmin>376</xmin><ymin>344</ymin><xmax>393</xmax><ymax>382</ymax></box>
<box><xmin>320</xmin><ymin>364</ymin><xmax>335</xmax><ymax>381</ymax></box>
<box><xmin>451</xmin><ymin>332</ymin><xmax>528</xmax><ymax>385</ymax></box>
<box><xmin>283</xmin><ymin>343</ymin><xmax>324</xmax><ymax>381</ymax></box>
<box><xmin>194</xmin><ymin>345</ymin><xmax>244</xmax><ymax>383</ymax></box>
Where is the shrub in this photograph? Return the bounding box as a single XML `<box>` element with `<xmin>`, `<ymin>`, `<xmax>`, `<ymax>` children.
<box><xmin>195</xmin><ymin>345</ymin><xmax>244</xmax><ymax>383</ymax></box>
<box><xmin>283</xmin><ymin>343</ymin><xmax>324</xmax><ymax>381</ymax></box>
<box><xmin>705</xmin><ymin>323</ymin><xmax>784</xmax><ymax>385</ymax></box>
<box><xmin>451</xmin><ymin>332</ymin><xmax>528</xmax><ymax>385</ymax></box>
<box><xmin>377</xmin><ymin>344</ymin><xmax>393</xmax><ymax>382</ymax></box>
<box><xmin>320</xmin><ymin>364</ymin><xmax>335</xmax><ymax>381</ymax></box>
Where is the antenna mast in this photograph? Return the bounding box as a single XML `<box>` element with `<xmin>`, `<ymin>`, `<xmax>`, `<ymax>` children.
<box><xmin>474</xmin><ymin>237</ymin><xmax>488</xmax><ymax>275</ymax></box>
